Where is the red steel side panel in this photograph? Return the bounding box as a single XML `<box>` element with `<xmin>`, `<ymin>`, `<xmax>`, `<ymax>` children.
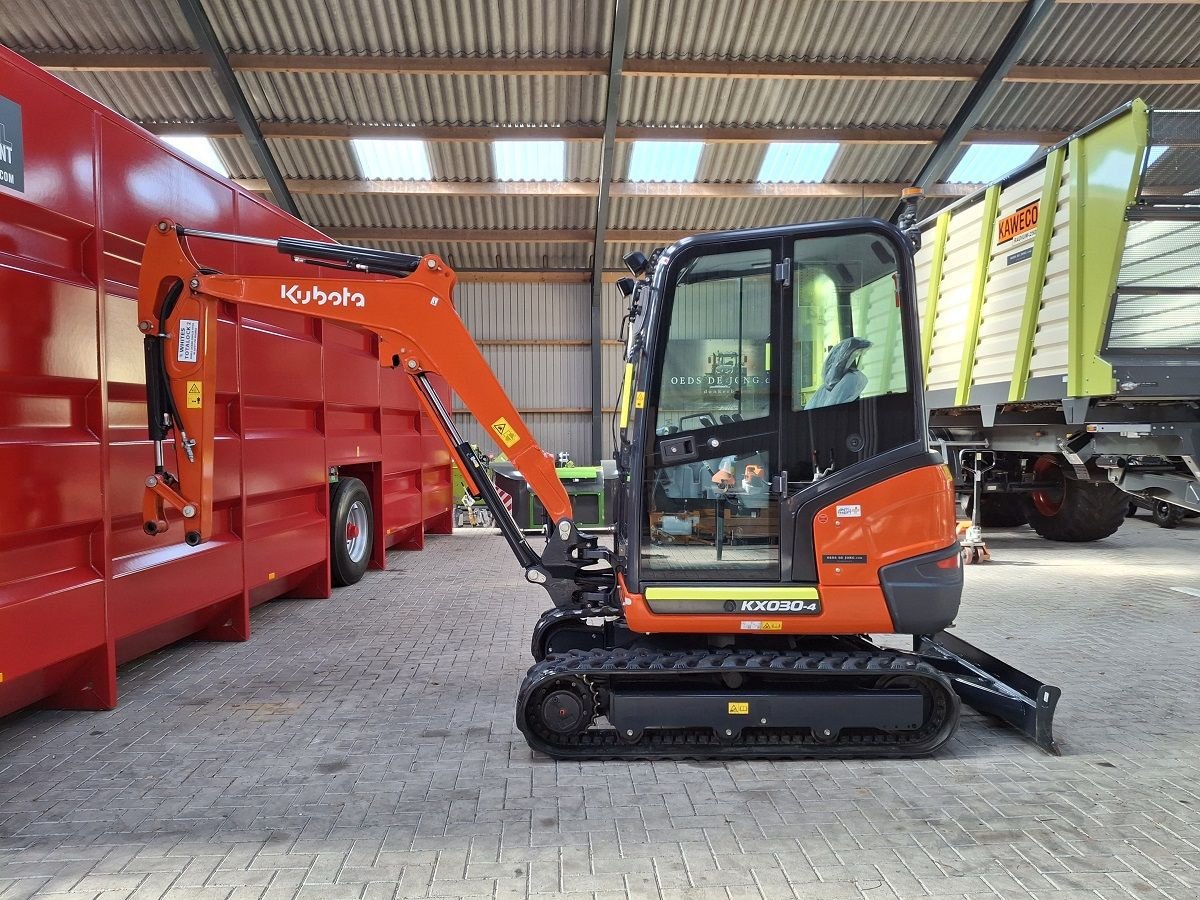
<box><xmin>0</xmin><ymin>47</ymin><xmax>451</xmax><ymax>718</ymax></box>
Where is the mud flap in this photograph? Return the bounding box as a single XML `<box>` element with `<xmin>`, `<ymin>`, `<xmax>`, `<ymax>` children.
<box><xmin>914</xmin><ymin>630</ymin><xmax>1061</xmax><ymax>755</ymax></box>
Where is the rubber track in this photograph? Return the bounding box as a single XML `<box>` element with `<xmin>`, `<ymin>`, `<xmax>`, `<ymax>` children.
<box><xmin>517</xmin><ymin>647</ymin><xmax>960</xmax><ymax>760</ymax></box>
<box><xmin>530</xmin><ymin>606</ymin><xmax>621</xmax><ymax>660</ymax></box>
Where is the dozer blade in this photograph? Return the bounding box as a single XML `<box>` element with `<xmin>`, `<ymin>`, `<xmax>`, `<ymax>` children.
<box><xmin>914</xmin><ymin>630</ymin><xmax>1060</xmax><ymax>755</ymax></box>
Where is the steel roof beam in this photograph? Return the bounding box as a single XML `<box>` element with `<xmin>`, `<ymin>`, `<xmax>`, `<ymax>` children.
<box><xmin>907</xmin><ymin>0</ymin><xmax>1058</xmax><ymax>202</ymax></box>
<box><xmin>590</xmin><ymin>0</ymin><xmax>631</xmax><ymax>462</ymax></box>
<box><xmin>236</xmin><ymin>179</ymin><xmax>980</xmax><ymax>198</ymax></box>
<box><xmin>27</xmin><ymin>53</ymin><xmax>1200</xmax><ymax>84</ymax></box>
<box><xmin>142</xmin><ymin>120</ymin><xmax>1069</xmax><ymax>145</ymax></box>
<box><xmin>175</xmin><ymin>0</ymin><xmax>299</xmax><ymax>217</ymax></box>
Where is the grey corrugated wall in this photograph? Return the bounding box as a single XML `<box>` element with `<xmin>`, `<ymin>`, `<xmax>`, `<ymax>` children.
<box><xmin>452</xmin><ymin>280</ymin><xmax>631</xmax><ymax>464</ymax></box>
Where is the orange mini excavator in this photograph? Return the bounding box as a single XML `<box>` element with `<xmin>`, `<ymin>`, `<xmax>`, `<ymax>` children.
<box><xmin>137</xmin><ymin>216</ymin><xmax>1060</xmax><ymax>759</ymax></box>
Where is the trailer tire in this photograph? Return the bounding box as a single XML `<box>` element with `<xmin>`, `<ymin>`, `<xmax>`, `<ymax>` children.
<box><xmin>978</xmin><ymin>494</ymin><xmax>1028</xmax><ymax>527</ymax></box>
<box><xmin>331</xmin><ymin>477</ymin><xmax>373</xmax><ymax>586</ymax></box>
<box><xmin>1021</xmin><ymin>456</ymin><xmax>1126</xmax><ymax>542</ymax></box>
<box><xmin>1151</xmin><ymin>500</ymin><xmax>1184</xmax><ymax>529</ymax></box>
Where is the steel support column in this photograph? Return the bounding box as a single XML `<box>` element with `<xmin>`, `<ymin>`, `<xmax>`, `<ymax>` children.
<box><xmin>589</xmin><ymin>0</ymin><xmax>631</xmax><ymax>463</ymax></box>
<box><xmin>898</xmin><ymin>0</ymin><xmax>1056</xmax><ymax>217</ymax></box>
<box><xmin>177</xmin><ymin>0</ymin><xmax>300</xmax><ymax>217</ymax></box>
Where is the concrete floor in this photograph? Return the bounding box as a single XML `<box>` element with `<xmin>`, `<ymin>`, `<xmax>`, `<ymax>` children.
<box><xmin>1</xmin><ymin>513</ymin><xmax>1198</xmax><ymax>900</ymax></box>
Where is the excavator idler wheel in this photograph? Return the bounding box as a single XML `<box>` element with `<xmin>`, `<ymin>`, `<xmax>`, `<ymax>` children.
<box><xmin>526</xmin><ymin>676</ymin><xmax>596</xmax><ymax>740</ymax></box>
<box><xmin>540</xmin><ymin>689</ymin><xmax>591</xmax><ymax>736</ymax></box>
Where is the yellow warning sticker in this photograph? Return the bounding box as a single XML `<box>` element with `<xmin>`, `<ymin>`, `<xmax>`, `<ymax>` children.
<box><xmin>728</xmin><ymin>702</ymin><xmax>749</xmax><ymax>715</ymax></box>
<box><xmin>739</xmin><ymin>620</ymin><xmax>783</xmax><ymax>632</ymax></box>
<box><xmin>491</xmin><ymin>416</ymin><xmax>520</xmax><ymax>448</ymax></box>
<box><xmin>635</xmin><ymin>391</ymin><xmax>646</xmax><ymax>409</ymax></box>
<box><xmin>186</xmin><ymin>381</ymin><xmax>202</xmax><ymax>409</ymax></box>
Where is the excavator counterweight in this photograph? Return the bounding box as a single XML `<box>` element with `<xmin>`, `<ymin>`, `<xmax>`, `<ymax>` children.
<box><xmin>137</xmin><ymin>217</ymin><xmax>1060</xmax><ymax>758</ymax></box>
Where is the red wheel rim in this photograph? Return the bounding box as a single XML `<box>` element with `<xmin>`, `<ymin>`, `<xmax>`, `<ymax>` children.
<box><xmin>1030</xmin><ymin>456</ymin><xmax>1064</xmax><ymax>517</ymax></box>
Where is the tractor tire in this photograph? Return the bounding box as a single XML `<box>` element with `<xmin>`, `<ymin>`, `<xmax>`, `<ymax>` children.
<box><xmin>1151</xmin><ymin>500</ymin><xmax>1184</xmax><ymax>529</ymax></box>
<box><xmin>331</xmin><ymin>477</ymin><xmax>373</xmax><ymax>586</ymax></box>
<box><xmin>978</xmin><ymin>493</ymin><xmax>1028</xmax><ymax>527</ymax></box>
<box><xmin>1020</xmin><ymin>456</ymin><xmax>1127</xmax><ymax>542</ymax></box>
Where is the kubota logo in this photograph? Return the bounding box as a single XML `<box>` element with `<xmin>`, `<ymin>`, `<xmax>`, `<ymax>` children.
<box><xmin>739</xmin><ymin>600</ymin><xmax>819</xmax><ymax>613</ymax></box>
<box><xmin>281</xmin><ymin>284</ymin><xmax>366</xmax><ymax>308</ymax></box>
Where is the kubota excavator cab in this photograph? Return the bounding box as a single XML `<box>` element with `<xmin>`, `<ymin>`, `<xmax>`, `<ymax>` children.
<box><xmin>614</xmin><ymin>220</ymin><xmax>960</xmax><ymax>635</ymax></box>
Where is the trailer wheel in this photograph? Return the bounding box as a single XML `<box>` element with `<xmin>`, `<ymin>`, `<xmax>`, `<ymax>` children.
<box><xmin>331</xmin><ymin>477</ymin><xmax>373</xmax><ymax>586</ymax></box>
<box><xmin>1151</xmin><ymin>500</ymin><xmax>1184</xmax><ymax>529</ymax></box>
<box><xmin>977</xmin><ymin>493</ymin><xmax>1027</xmax><ymax>527</ymax></box>
<box><xmin>1021</xmin><ymin>456</ymin><xmax>1126</xmax><ymax>542</ymax></box>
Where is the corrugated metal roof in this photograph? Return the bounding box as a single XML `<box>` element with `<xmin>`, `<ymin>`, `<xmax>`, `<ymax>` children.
<box><xmin>979</xmin><ymin>83</ymin><xmax>1200</xmax><ymax>132</ymax></box>
<box><xmin>236</xmin><ymin>71</ymin><xmax>606</xmax><ymax>125</ymax></box>
<box><xmin>608</xmin><ymin>195</ymin><xmax>895</xmax><ymax>231</ymax></box>
<box><xmin>627</xmin><ymin>0</ymin><xmax>1019</xmax><ymax>64</ymax></box>
<box><xmin>0</xmin><ymin>0</ymin><xmax>191</xmax><ymax>52</ymax></box>
<box><xmin>50</xmin><ymin>69</ymin><xmax>230</xmax><ymax>121</ymax></box>
<box><xmin>620</xmin><ymin>77</ymin><xmax>970</xmax><ymax>128</ymax></box>
<box><xmin>295</xmin><ymin>193</ymin><xmax>595</xmax><ymax>230</ymax></box>
<box><xmin>12</xmin><ymin>0</ymin><xmax>1200</xmax><ymax>276</ymax></box>
<box><xmin>352</xmin><ymin>240</ymin><xmax>590</xmax><ymax>270</ymax></box>
<box><xmin>206</xmin><ymin>0</ymin><xmax>612</xmax><ymax>57</ymax></box>
<box><xmin>1020</xmin><ymin>3</ymin><xmax>1200</xmax><ymax>67</ymax></box>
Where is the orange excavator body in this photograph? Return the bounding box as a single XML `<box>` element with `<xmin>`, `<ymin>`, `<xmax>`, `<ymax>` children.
<box><xmin>136</xmin><ymin>218</ymin><xmax>1061</xmax><ymax>759</ymax></box>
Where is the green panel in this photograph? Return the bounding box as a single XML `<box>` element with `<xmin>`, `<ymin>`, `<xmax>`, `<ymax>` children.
<box><xmin>956</xmin><ymin>185</ymin><xmax>1001</xmax><ymax>406</ymax></box>
<box><xmin>920</xmin><ymin>212</ymin><xmax>951</xmax><ymax>379</ymax></box>
<box><xmin>645</xmin><ymin>586</ymin><xmax>820</xmax><ymax>601</ymax></box>
<box><xmin>1009</xmin><ymin>147</ymin><xmax>1065</xmax><ymax>402</ymax></box>
<box><xmin>1067</xmin><ymin>99</ymin><xmax>1149</xmax><ymax>397</ymax></box>
<box><xmin>557</xmin><ymin>466</ymin><xmax>601</xmax><ymax>479</ymax></box>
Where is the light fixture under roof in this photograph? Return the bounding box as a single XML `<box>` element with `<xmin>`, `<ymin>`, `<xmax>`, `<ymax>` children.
<box><xmin>757</xmin><ymin>142</ymin><xmax>839</xmax><ymax>183</ymax></box>
<box><xmin>627</xmin><ymin>141</ymin><xmax>704</xmax><ymax>182</ymax></box>
<box><xmin>351</xmin><ymin>138</ymin><xmax>432</xmax><ymax>180</ymax></box>
<box><xmin>946</xmin><ymin>143</ymin><xmax>1040</xmax><ymax>184</ymax></box>
<box><xmin>161</xmin><ymin>135</ymin><xmax>228</xmax><ymax>177</ymax></box>
<box><xmin>493</xmin><ymin>140</ymin><xmax>565</xmax><ymax>181</ymax></box>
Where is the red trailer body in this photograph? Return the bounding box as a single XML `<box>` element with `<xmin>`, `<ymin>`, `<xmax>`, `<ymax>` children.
<box><xmin>0</xmin><ymin>47</ymin><xmax>452</xmax><ymax>719</ymax></box>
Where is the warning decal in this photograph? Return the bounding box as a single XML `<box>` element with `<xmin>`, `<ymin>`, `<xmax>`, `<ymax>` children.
<box><xmin>635</xmin><ymin>391</ymin><xmax>646</xmax><ymax>409</ymax></box>
<box><xmin>728</xmin><ymin>702</ymin><xmax>749</xmax><ymax>715</ymax></box>
<box><xmin>177</xmin><ymin>319</ymin><xmax>199</xmax><ymax>363</ymax></box>
<box><xmin>739</xmin><ymin>620</ymin><xmax>783</xmax><ymax>631</ymax></box>
<box><xmin>186</xmin><ymin>381</ymin><xmax>202</xmax><ymax>409</ymax></box>
<box><xmin>491</xmin><ymin>416</ymin><xmax>520</xmax><ymax>448</ymax></box>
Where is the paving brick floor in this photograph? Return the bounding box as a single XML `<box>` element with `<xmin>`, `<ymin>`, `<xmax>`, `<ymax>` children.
<box><xmin>2</xmin><ymin>514</ymin><xmax>1199</xmax><ymax>900</ymax></box>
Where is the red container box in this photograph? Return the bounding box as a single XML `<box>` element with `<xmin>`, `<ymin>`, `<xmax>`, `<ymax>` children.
<box><xmin>0</xmin><ymin>47</ymin><xmax>452</xmax><ymax>718</ymax></box>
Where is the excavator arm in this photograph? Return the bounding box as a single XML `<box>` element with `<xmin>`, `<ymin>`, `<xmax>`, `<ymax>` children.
<box><xmin>137</xmin><ymin>220</ymin><xmax>612</xmax><ymax>608</ymax></box>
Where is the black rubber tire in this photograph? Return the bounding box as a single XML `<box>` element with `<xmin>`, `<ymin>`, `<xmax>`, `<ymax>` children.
<box><xmin>1020</xmin><ymin>457</ymin><xmax>1127</xmax><ymax>542</ymax></box>
<box><xmin>1127</xmin><ymin>502</ymin><xmax>1139</xmax><ymax>518</ymax></box>
<box><xmin>977</xmin><ymin>493</ymin><xmax>1028</xmax><ymax>527</ymax></box>
<box><xmin>1151</xmin><ymin>501</ymin><xmax>1184</xmax><ymax>529</ymax></box>
<box><xmin>330</xmin><ymin>477</ymin><xmax>373</xmax><ymax>586</ymax></box>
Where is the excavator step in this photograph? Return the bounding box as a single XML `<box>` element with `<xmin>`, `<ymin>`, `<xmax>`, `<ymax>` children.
<box><xmin>517</xmin><ymin>647</ymin><xmax>961</xmax><ymax>760</ymax></box>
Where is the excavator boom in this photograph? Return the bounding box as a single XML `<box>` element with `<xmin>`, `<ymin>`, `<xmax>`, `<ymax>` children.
<box><xmin>137</xmin><ymin>221</ymin><xmax>612</xmax><ymax>608</ymax></box>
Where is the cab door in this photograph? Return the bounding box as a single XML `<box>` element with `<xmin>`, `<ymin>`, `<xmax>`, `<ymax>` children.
<box><xmin>633</xmin><ymin>239</ymin><xmax>786</xmax><ymax>586</ymax></box>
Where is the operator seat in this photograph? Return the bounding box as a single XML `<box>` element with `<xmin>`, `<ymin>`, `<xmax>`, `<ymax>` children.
<box><xmin>805</xmin><ymin>336</ymin><xmax>872</xmax><ymax>410</ymax></box>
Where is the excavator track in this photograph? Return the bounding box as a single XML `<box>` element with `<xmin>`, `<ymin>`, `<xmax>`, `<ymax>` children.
<box><xmin>517</xmin><ymin>647</ymin><xmax>960</xmax><ymax>760</ymax></box>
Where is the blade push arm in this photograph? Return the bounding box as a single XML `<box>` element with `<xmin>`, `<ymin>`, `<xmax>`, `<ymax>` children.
<box><xmin>137</xmin><ymin>220</ymin><xmax>611</xmax><ymax>607</ymax></box>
